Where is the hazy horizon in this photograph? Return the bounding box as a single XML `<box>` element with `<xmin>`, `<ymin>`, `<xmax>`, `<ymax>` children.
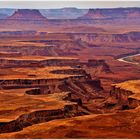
<box><xmin>0</xmin><ymin>1</ymin><xmax>140</xmax><ymax>9</ymax></box>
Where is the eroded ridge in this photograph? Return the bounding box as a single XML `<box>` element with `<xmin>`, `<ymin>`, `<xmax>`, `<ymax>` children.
<box><xmin>0</xmin><ymin>55</ymin><xmax>105</xmax><ymax>133</ymax></box>
<box><xmin>110</xmin><ymin>80</ymin><xmax>140</xmax><ymax>109</ymax></box>
<box><xmin>0</xmin><ymin>80</ymin><xmax>140</xmax><ymax>138</ymax></box>
<box><xmin>0</xmin><ymin>7</ymin><xmax>140</xmax><ymax>138</ymax></box>
<box><xmin>0</xmin><ymin>90</ymin><xmax>78</xmax><ymax>133</ymax></box>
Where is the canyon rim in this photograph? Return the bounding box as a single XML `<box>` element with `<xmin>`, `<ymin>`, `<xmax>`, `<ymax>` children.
<box><xmin>0</xmin><ymin>1</ymin><xmax>140</xmax><ymax>139</ymax></box>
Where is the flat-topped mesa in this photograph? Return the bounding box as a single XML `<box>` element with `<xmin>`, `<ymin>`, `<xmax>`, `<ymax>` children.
<box><xmin>109</xmin><ymin>80</ymin><xmax>140</xmax><ymax>109</ymax></box>
<box><xmin>78</xmin><ymin>8</ymin><xmax>140</xmax><ymax>19</ymax></box>
<box><xmin>7</xmin><ymin>9</ymin><xmax>47</xmax><ymax>21</ymax></box>
<box><xmin>79</xmin><ymin>9</ymin><xmax>106</xmax><ymax>19</ymax></box>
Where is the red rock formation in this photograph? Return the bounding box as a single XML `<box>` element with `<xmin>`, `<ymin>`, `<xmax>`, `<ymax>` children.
<box><xmin>7</xmin><ymin>9</ymin><xmax>47</xmax><ymax>21</ymax></box>
<box><xmin>1</xmin><ymin>9</ymin><xmax>47</xmax><ymax>30</ymax></box>
<box><xmin>0</xmin><ymin>57</ymin><xmax>80</xmax><ymax>68</ymax></box>
<box><xmin>0</xmin><ymin>104</ymin><xmax>78</xmax><ymax>133</ymax></box>
<box><xmin>79</xmin><ymin>8</ymin><xmax>140</xmax><ymax>19</ymax></box>
<box><xmin>108</xmin><ymin>81</ymin><xmax>140</xmax><ymax>109</ymax></box>
<box><xmin>73</xmin><ymin>32</ymin><xmax>140</xmax><ymax>44</ymax></box>
<box><xmin>79</xmin><ymin>9</ymin><xmax>106</xmax><ymax>19</ymax></box>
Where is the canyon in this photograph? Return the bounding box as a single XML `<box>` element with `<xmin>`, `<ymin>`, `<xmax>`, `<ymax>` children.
<box><xmin>0</xmin><ymin>7</ymin><xmax>139</xmax><ymax>138</ymax></box>
<box><xmin>0</xmin><ymin>80</ymin><xmax>139</xmax><ymax>138</ymax></box>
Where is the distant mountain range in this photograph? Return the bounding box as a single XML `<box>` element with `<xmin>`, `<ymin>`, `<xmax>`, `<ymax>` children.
<box><xmin>0</xmin><ymin>7</ymin><xmax>139</xmax><ymax>20</ymax></box>
<box><xmin>79</xmin><ymin>8</ymin><xmax>140</xmax><ymax>19</ymax></box>
<box><xmin>0</xmin><ymin>8</ymin><xmax>88</xmax><ymax>19</ymax></box>
<box><xmin>0</xmin><ymin>7</ymin><xmax>140</xmax><ymax>31</ymax></box>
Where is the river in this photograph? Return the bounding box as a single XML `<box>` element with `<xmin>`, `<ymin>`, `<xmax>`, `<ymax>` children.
<box><xmin>117</xmin><ymin>53</ymin><xmax>140</xmax><ymax>65</ymax></box>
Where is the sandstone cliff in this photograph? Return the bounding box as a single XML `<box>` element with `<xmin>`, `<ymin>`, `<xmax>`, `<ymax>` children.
<box><xmin>108</xmin><ymin>80</ymin><xmax>140</xmax><ymax>109</ymax></box>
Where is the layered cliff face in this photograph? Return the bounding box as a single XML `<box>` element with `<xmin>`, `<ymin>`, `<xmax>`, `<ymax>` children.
<box><xmin>2</xmin><ymin>106</ymin><xmax>140</xmax><ymax>139</ymax></box>
<box><xmin>0</xmin><ymin>34</ymin><xmax>87</xmax><ymax>56</ymax></box>
<box><xmin>73</xmin><ymin>32</ymin><xmax>140</xmax><ymax>44</ymax></box>
<box><xmin>0</xmin><ymin>54</ymin><xmax>104</xmax><ymax>134</ymax></box>
<box><xmin>0</xmin><ymin>7</ymin><xmax>140</xmax><ymax>138</ymax></box>
<box><xmin>0</xmin><ymin>80</ymin><xmax>140</xmax><ymax>138</ymax></box>
<box><xmin>0</xmin><ymin>55</ymin><xmax>103</xmax><ymax>102</ymax></box>
<box><xmin>0</xmin><ymin>56</ymin><xmax>79</xmax><ymax>68</ymax></box>
<box><xmin>0</xmin><ymin>65</ymin><xmax>103</xmax><ymax>102</ymax></box>
<box><xmin>107</xmin><ymin>80</ymin><xmax>140</xmax><ymax>110</ymax></box>
<box><xmin>0</xmin><ymin>90</ymin><xmax>79</xmax><ymax>133</ymax></box>
<box><xmin>0</xmin><ymin>32</ymin><xmax>139</xmax><ymax>59</ymax></box>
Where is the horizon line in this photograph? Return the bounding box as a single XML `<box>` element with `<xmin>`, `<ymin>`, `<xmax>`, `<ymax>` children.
<box><xmin>0</xmin><ymin>1</ymin><xmax>140</xmax><ymax>9</ymax></box>
<box><xmin>0</xmin><ymin>6</ymin><xmax>140</xmax><ymax>9</ymax></box>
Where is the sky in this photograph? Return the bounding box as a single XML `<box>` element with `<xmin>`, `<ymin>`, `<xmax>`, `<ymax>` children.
<box><xmin>0</xmin><ymin>1</ymin><xmax>140</xmax><ymax>9</ymax></box>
